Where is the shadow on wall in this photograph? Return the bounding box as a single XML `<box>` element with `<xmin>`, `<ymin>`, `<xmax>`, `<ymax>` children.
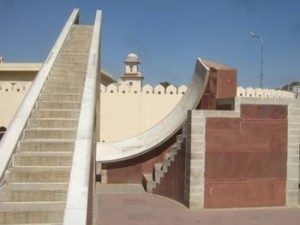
<box><xmin>0</xmin><ymin>126</ymin><xmax>6</xmax><ymax>141</ymax></box>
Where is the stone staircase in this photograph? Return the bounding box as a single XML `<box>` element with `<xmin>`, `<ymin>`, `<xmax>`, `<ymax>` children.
<box><xmin>142</xmin><ymin>134</ymin><xmax>185</xmax><ymax>192</ymax></box>
<box><xmin>0</xmin><ymin>25</ymin><xmax>93</xmax><ymax>224</ymax></box>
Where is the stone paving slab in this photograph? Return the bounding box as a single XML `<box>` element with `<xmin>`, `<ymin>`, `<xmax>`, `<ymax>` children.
<box><xmin>97</xmin><ymin>183</ymin><xmax>145</xmax><ymax>195</ymax></box>
<box><xmin>97</xmin><ymin>184</ymin><xmax>300</xmax><ymax>225</ymax></box>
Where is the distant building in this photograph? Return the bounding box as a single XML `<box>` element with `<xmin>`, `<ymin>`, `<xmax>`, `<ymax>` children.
<box><xmin>282</xmin><ymin>81</ymin><xmax>300</xmax><ymax>98</ymax></box>
<box><xmin>120</xmin><ymin>53</ymin><xmax>144</xmax><ymax>88</ymax></box>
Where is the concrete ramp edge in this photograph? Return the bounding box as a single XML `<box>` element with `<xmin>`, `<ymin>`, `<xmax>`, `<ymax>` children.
<box><xmin>97</xmin><ymin>58</ymin><xmax>210</xmax><ymax>163</ymax></box>
<box><xmin>63</xmin><ymin>10</ymin><xmax>102</xmax><ymax>225</ymax></box>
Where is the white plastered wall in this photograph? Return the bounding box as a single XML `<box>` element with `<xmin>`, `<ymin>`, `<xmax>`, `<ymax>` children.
<box><xmin>99</xmin><ymin>83</ymin><xmax>186</xmax><ymax>142</ymax></box>
<box><xmin>0</xmin><ymin>81</ymin><xmax>32</xmax><ymax>127</ymax></box>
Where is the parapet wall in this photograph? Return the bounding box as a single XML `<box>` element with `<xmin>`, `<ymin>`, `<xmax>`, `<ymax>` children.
<box><xmin>237</xmin><ymin>86</ymin><xmax>295</xmax><ymax>99</ymax></box>
<box><xmin>101</xmin><ymin>83</ymin><xmax>188</xmax><ymax>95</ymax></box>
<box><xmin>99</xmin><ymin>83</ymin><xmax>188</xmax><ymax>142</ymax></box>
<box><xmin>0</xmin><ymin>80</ymin><xmax>296</xmax><ymax>142</ymax></box>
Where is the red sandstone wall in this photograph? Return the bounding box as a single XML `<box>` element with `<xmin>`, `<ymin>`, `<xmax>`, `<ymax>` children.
<box><xmin>204</xmin><ymin>104</ymin><xmax>288</xmax><ymax>208</ymax></box>
<box><xmin>152</xmin><ymin>142</ymin><xmax>186</xmax><ymax>205</ymax></box>
<box><xmin>102</xmin><ymin>133</ymin><xmax>179</xmax><ymax>183</ymax></box>
<box><xmin>199</xmin><ymin>68</ymin><xmax>236</xmax><ymax>110</ymax></box>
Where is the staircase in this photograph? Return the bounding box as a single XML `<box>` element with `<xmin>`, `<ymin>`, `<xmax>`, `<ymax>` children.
<box><xmin>0</xmin><ymin>25</ymin><xmax>93</xmax><ymax>224</ymax></box>
<box><xmin>142</xmin><ymin>134</ymin><xmax>185</xmax><ymax>192</ymax></box>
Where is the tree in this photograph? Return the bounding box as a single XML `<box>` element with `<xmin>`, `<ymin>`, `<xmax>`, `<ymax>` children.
<box><xmin>159</xmin><ymin>82</ymin><xmax>171</xmax><ymax>88</ymax></box>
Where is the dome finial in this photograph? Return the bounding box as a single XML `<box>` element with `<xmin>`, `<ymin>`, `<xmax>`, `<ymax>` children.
<box><xmin>125</xmin><ymin>53</ymin><xmax>139</xmax><ymax>63</ymax></box>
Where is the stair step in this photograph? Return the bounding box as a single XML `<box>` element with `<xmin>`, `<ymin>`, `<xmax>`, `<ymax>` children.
<box><xmin>43</xmin><ymin>85</ymin><xmax>84</xmax><ymax>94</ymax></box>
<box><xmin>4</xmin><ymin>223</ymin><xmax>62</xmax><ymax>225</ymax></box>
<box><xmin>63</xmin><ymin>43</ymin><xmax>91</xmax><ymax>49</ymax></box>
<box><xmin>2</xmin><ymin>183</ymin><xmax>69</xmax><ymax>191</ymax></box>
<box><xmin>64</xmin><ymin>39</ymin><xmax>91</xmax><ymax>45</ymax></box>
<box><xmin>0</xmin><ymin>202</ymin><xmax>64</xmax><ymax>224</ymax></box>
<box><xmin>29</xmin><ymin>118</ymin><xmax>78</xmax><ymax>128</ymax></box>
<box><xmin>47</xmin><ymin>77</ymin><xmax>85</xmax><ymax>85</ymax></box>
<box><xmin>70</xmin><ymin>29</ymin><xmax>92</xmax><ymax>36</ymax></box>
<box><xmin>6</xmin><ymin>166</ymin><xmax>71</xmax><ymax>183</ymax></box>
<box><xmin>48</xmin><ymin>73</ymin><xmax>85</xmax><ymax>81</ymax></box>
<box><xmin>60</xmin><ymin>49</ymin><xmax>90</xmax><ymax>54</ymax></box>
<box><xmin>58</xmin><ymin>53</ymin><xmax>88</xmax><ymax>61</ymax></box>
<box><xmin>45</xmin><ymin>80</ymin><xmax>84</xmax><ymax>88</ymax></box>
<box><xmin>53</xmin><ymin>63</ymin><xmax>88</xmax><ymax>71</ymax></box>
<box><xmin>13</xmin><ymin>152</ymin><xmax>73</xmax><ymax>167</ymax></box>
<box><xmin>142</xmin><ymin>174</ymin><xmax>155</xmax><ymax>193</ymax></box>
<box><xmin>56</xmin><ymin>58</ymin><xmax>88</xmax><ymax>65</ymax></box>
<box><xmin>0</xmin><ymin>189</ymin><xmax>67</xmax><ymax>202</ymax></box>
<box><xmin>31</xmin><ymin>109</ymin><xmax>80</xmax><ymax>119</ymax></box>
<box><xmin>19</xmin><ymin>140</ymin><xmax>74</xmax><ymax>152</ymax></box>
<box><xmin>52</xmin><ymin>66</ymin><xmax>87</xmax><ymax>74</ymax></box>
<box><xmin>23</xmin><ymin>128</ymin><xmax>76</xmax><ymax>139</ymax></box>
<box><xmin>42</xmin><ymin>89</ymin><xmax>81</xmax><ymax>97</ymax></box>
<box><xmin>37</xmin><ymin>101</ymin><xmax>81</xmax><ymax>110</ymax></box>
<box><xmin>170</xmin><ymin>145</ymin><xmax>178</xmax><ymax>154</ymax></box>
<box><xmin>40</xmin><ymin>93</ymin><xmax>82</xmax><ymax>102</ymax></box>
<box><xmin>47</xmin><ymin>75</ymin><xmax>85</xmax><ymax>83</ymax></box>
<box><xmin>153</xmin><ymin>163</ymin><xmax>163</xmax><ymax>184</ymax></box>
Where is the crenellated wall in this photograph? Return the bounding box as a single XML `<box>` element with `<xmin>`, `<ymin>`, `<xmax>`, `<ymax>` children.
<box><xmin>99</xmin><ymin>83</ymin><xmax>187</xmax><ymax>142</ymax></box>
<box><xmin>0</xmin><ymin>79</ymin><xmax>296</xmax><ymax>143</ymax></box>
<box><xmin>237</xmin><ymin>86</ymin><xmax>295</xmax><ymax>99</ymax></box>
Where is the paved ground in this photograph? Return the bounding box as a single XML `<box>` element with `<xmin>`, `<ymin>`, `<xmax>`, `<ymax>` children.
<box><xmin>97</xmin><ymin>184</ymin><xmax>300</xmax><ymax>225</ymax></box>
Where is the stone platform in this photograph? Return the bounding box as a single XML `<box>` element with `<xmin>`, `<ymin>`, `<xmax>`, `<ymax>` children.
<box><xmin>97</xmin><ymin>184</ymin><xmax>300</xmax><ymax>225</ymax></box>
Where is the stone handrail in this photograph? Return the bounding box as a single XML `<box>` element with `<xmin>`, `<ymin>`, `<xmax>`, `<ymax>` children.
<box><xmin>98</xmin><ymin>58</ymin><xmax>210</xmax><ymax>162</ymax></box>
<box><xmin>63</xmin><ymin>10</ymin><xmax>102</xmax><ymax>225</ymax></box>
<box><xmin>0</xmin><ymin>9</ymin><xmax>79</xmax><ymax>182</ymax></box>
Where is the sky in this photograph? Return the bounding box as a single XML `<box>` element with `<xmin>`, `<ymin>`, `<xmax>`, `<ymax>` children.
<box><xmin>0</xmin><ymin>0</ymin><xmax>299</xmax><ymax>88</ymax></box>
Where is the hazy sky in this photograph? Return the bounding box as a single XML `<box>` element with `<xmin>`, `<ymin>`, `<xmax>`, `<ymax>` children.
<box><xmin>0</xmin><ymin>0</ymin><xmax>299</xmax><ymax>88</ymax></box>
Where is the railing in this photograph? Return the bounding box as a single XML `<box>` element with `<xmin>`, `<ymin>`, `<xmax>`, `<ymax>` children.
<box><xmin>0</xmin><ymin>9</ymin><xmax>80</xmax><ymax>183</ymax></box>
<box><xmin>63</xmin><ymin>10</ymin><xmax>102</xmax><ymax>225</ymax></box>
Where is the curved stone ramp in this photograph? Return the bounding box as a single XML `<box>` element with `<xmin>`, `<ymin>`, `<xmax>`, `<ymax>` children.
<box><xmin>98</xmin><ymin>58</ymin><xmax>210</xmax><ymax>163</ymax></box>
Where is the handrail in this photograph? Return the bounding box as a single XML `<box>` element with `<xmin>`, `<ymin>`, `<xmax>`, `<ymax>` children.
<box><xmin>97</xmin><ymin>58</ymin><xmax>210</xmax><ymax>162</ymax></box>
<box><xmin>63</xmin><ymin>10</ymin><xmax>102</xmax><ymax>225</ymax></box>
<box><xmin>0</xmin><ymin>9</ymin><xmax>79</xmax><ymax>182</ymax></box>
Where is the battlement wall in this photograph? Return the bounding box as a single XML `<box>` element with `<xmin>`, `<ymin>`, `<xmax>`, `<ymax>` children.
<box><xmin>0</xmin><ymin>81</ymin><xmax>296</xmax><ymax>142</ymax></box>
<box><xmin>100</xmin><ymin>83</ymin><xmax>188</xmax><ymax>95</ymax></box>
<box><xmin>99</xmin><ymin>83</ymin><xmax>188</xmax><ymax>142</ymax></box>
<box><xmin>237</xmin><ymin>86</ymin><xmax>295</xmax><ymax>99</ymax></box>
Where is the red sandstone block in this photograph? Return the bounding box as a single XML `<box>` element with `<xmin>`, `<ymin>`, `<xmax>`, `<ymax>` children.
<box><xmin>206</xmin><ymin>120</ymin><xmax>287</xmax><ymax>151</ymax></box>
<box><xmin>205</xmin><ymin>151</ymin><xmax>287</xmax><ymax>180</ymax></box>
<box><xmin>204</xmin><ymin>179</ymin><xmax>286</xmax><ymax>208</ymax></box>
<box><xmin>206</xmin><ymin>118</ymin><xmax>240</xmax><ymax>130</ymax></box>
<box><xmin>241</xmin><ymin>105</ymin><xmax>287</xmax><ymax>120</ymax></box>
<box><xmin>216</xmin><ymin>70</ymin><xmax>237</xmax><ymax>99</ymax></box>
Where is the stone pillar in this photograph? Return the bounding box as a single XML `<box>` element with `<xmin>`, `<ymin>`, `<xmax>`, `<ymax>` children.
<box><xmin>184</xmin><ymin>110</ymin><xmax>205</xmax><ymax>209</ymax></box>
<box><xmin>286</xmin><ymin>101</ymin><xmax>300</xmax><ymax>206</ymax></box>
